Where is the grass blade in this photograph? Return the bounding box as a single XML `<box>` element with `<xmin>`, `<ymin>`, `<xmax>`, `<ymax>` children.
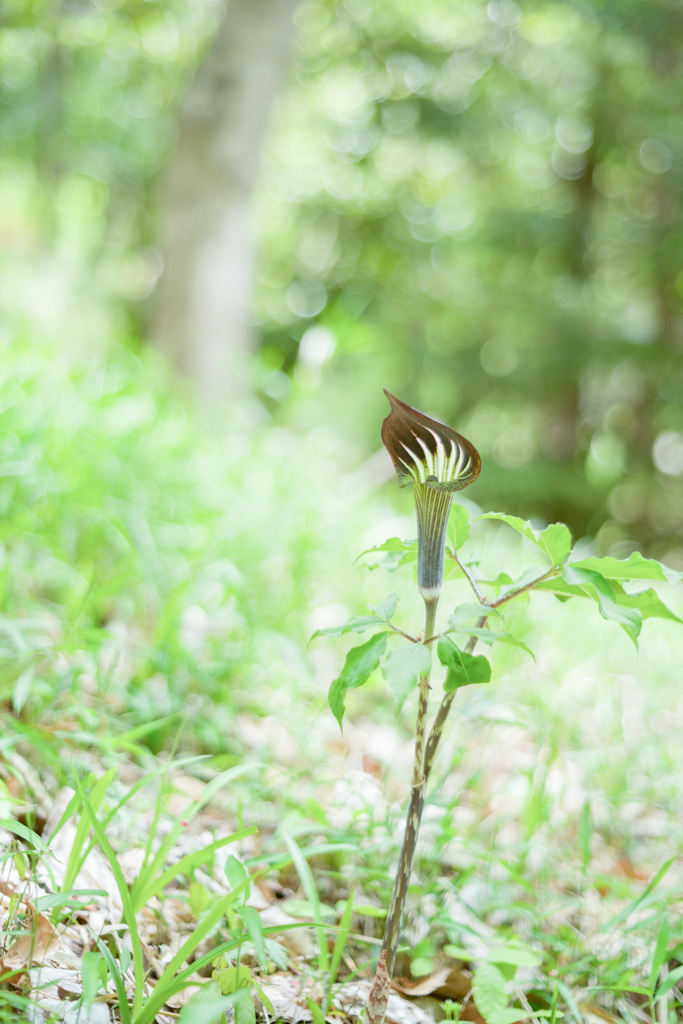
<box><xmin>133</xmin><ymin>826</ymin><xmax>257</xmax><ymax>910</ymax></box>
<box><xmin>75</xmin><ymin>775</ymin><xmax>145</xmax><ymax>1018</ymax></box>
<box><xmin>62</xmin><ymin>768</ymin><xmax>115</xmax><ymax>893</ymax></box>
<box><xmin>281</xmin><ymin>829</ymin><xmax>329</xmax><ymax>972</ymax></box>
<box><xmin>97</xmin><ymin>938</ymin><xmax>132</xmax><ymax>1024</ymax></box>
<box><xmin>133</xmin><ymin>876</ymin><xmax>251</xmax><ymax>1024</ymax></box>
<box><xmin>325</xmin><ymin>888</ymin><xmax>353</xmax><ymax>1011</ymax></box>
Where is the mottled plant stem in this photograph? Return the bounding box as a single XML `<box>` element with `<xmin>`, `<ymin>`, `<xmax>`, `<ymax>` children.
<box><xmin>369</xmin><ymin>569</ymin><xmax>557</xmax><ymax>1023</ymax></box>
<box><xmin>421</xmin><ymin>617</ymin><xmax>485</xmax><ymax>788</ymax></box>
<box><xmin>380</xmin><ymin>597</ymin><xmax>438</xmax><ymax>978</ymax></box>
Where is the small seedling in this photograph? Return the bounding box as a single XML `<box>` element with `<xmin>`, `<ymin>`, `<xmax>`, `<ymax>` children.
<box><xmin>313</xmin><ymin>390</ymin><xmax>683</xmax><ymax>1024</ymax></box>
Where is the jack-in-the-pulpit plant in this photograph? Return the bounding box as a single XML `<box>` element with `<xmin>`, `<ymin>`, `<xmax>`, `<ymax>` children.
<box><xmin>312</xmin><ymin>391</ymin><xmax>683</xmax><ymax>1024</ymax></box>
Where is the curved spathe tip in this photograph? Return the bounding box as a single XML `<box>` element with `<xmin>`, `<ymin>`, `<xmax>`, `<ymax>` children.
<box><xmin>381</xmin><ymin>389</ymin><xmax>481</xmax><ymax>491</ymax></box>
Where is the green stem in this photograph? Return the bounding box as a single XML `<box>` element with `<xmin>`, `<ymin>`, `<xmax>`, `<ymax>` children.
<box><xmin>380</xmin><ymin>596</ymin><xmax>438</xmax><ymax>976</ymax></box>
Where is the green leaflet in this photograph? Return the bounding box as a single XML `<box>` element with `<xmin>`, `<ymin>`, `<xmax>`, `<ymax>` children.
<box><xmin>478</xmin><ymin>514</ymin><xmax>572</xmax><ymax>568</ymax></box>
<box><xmin>449</xmin><ymin>603</ymin><xmax>501</xmax><ymax>625</ymax></box>
<box><xmin>488</xmin><ymin>944</ymin><xmax>543</xmax><ymax>970</ymax></box>
<box><xmin>358</xmin><ymin>536</ymin><xmax>416</xmax><ymax>556</ymax></box>
<box><xmin>571</xmin><ymin>552</ymin><xmax>683</xmax><ymax>585</ymax></box>
<box><xmin>447</xmin><ymin>626</ymin><xmax>534</xmax><ymax>660</ymax></box>
<box><xmin>382</xmin><ymin>642</ymin><xmax>432</xmax><ymax>709</ymax></box>
<box><xmin>477</xmin><ymin>572</ymin><xmax>514</xmax><ymax>594</ymax></box>
<box><xmin>310</xmin><ymin>616</ymin><xmax>386</xmax><ymax>641</ymax></box>
<box><xmin>358</xmin><ymin>538</ymin><xmax>418</xmax><ymax>570</ymax></box>
<box><xmin>438</xmin><ymin>634</ymin><xmax>491</xmax><ymax>691</ymax></box>
<box><xmin>447</xmin><ymin>503</ymin><xmax>471</xmax><ymax>551</ymax></box>
<box><xmin>328</xmin><ymin>631</ymin><xmax>389</xmax><ymax>727</ymax></box>
<box><xmin>536</xmin><ymin>576</ymin><xmax>681</xmax><ymax>624</ymax></box>
<box><xmin>237</xmin><ymin>906</ymin><xmax>267</xmax><ymax>971</ymax></box>
<box><xmin>177</xmin><ymin>983</ymin><xmax>236</xmax><ymax>1024</ymax></box>
<box><xmin>235</xmin><ymin>989</ymin><xmax>256</xmax><ymax>1024</ymax></box>
<box><xmin>613</xmin><ymin>585</ymin><xmax>681</xmax><ymax>624</ymax></box>
<box><xmin>367</xmin><ymin>593</ymin><xmax>399</xmax><ymax>620</ymax></box>
<box><xmin>563</xmin><ymin>565</ymin><xmax>642</xmax><ymax>643</ymax></box>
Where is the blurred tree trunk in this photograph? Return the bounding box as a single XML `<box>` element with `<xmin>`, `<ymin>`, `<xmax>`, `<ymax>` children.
<box><xmin>151</xmin><ymin>0</ymin><xmax>300</xmax><ymax>404</ymax></box>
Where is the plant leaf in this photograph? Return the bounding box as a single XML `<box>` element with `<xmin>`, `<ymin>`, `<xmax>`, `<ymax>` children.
<box><xmin>478</xmin><ymin>514</ymin><xmax>572</xmax><ymax>568</ymax></box>
<box><xmin>237</xmin><ymin>906</ymin><xmax>267</xmax><ymax>972</ymax></box>
<box><xmin>179</xmin><ymin>985</ymin><xmax>238</xmax><ymax>1024</ymax></box>
<box><xmin>611</xmin><ymin>585</ymin><xmax>681</xmax><ymax>625</ymax></box>
<box><xmin>133</xmin><ymin>827</ymin><xmax>257</xmax><ymax>911</ymax></box>
<box><xmin>488</xmin><ymin>945</ymin><xmax>543</xmax><ymax>969</ymax></box>
<box><xmin>438</xmin><ymin>634</ymin><xmax>491</xmax><ymax>691</ymax></box>
<box><xmin>655</xmin><ymin>964</ymin><xmax>683</xmax><ymax>1001</ymax></box>
<box><xmin>448</xmin><ymin>626</ymin><xmax>534</xmax><ymax>659</ymax></box>
<box><xmin>310</xmin><ymin>616</ymin><xmax>386</xmax><ymax>641</ymax></box>
<box><xmin>281</xmin><ymin>830</ymin><xmax>329</xmax><ymax>972</ymax></box>
<box><xmin>0</xmin><ymin>819</ymin><xmax>51</xmax><ymax>856</ymax></box>
<box><xmin>358</xmin><ymin>537</ymin><xmax>417</xmax><ymax>556</ymax></box>
<box><xmin>367</xmin><ymin>593</ymin><xmax>399</xmax><ymax>621</ymax></box>
<box><xmin>382</xmin><ymin>642</ymin><xmax>432</xmax><ymax>709</ymax></box>
<box><xmin>472</xmin><ymin>962</ymin><xmax>510</xmax><ymax>1022</ymax></box>
<box><xmin>447</xmin><ymin>503</ymin><xmax>471</xmax><ymax>551</ymax></box>
<box><xmin>571</xmin><ymin>552</ymin><xmax>683</xmax><ymax>585</ymax></box>
<box><xmin>449</xmin><ymin>604</ymin><xmax>501</xmax><ymax>625</ymax></box>
<box><xmin>563</xmin><ymin>565</ymin><xmax>642</xmax><ymax>643</ymax></box>
<box><xmin>328</xmin><ymin>631</ymin><xmax>389</xmax><ymax>728</ymax></box>
<box><xmin>306</xmin><ymin>999</ymin><xmax>326</xmax><ymax>1024</ymax></box>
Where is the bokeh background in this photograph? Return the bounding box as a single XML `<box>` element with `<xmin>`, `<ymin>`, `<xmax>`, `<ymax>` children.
<box><xmin>3</xmin><ymin>0</ymin><xmax>683</xmax><ymax>557</ymax></box>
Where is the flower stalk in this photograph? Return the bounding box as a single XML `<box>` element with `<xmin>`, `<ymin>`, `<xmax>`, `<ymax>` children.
<box><xmin>367</xmin><ymin>393</ymin><xmax>481</xmax><ymax>1015</ymax></box>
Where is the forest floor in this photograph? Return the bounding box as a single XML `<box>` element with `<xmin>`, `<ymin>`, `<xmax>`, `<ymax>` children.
<box><xmin>1</xmin><ymin>339</ymin><xmax>683</xmax><ymax>1024</ymax></box>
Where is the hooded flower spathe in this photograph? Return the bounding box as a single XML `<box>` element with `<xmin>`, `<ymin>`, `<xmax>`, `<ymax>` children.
<box><xmin>381</xmin><ymin>390</ymin><xmax>481</xmax><ymax>598</ymax></box>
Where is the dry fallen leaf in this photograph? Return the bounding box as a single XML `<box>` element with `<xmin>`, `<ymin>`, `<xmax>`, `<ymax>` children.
<box><xmin>392</xmin><ymin>968</ymin><xmax>452</xmax><ymax>998</ymax></box>
<box><xmin>393</xmin><ymin>965</ymin><xmax>473</xmax><ymax>1001</ymax></box>
<box><xmin>2</xmin><ymin>902</ymin><xmax>58</xmax><ymax>975</ymax></box>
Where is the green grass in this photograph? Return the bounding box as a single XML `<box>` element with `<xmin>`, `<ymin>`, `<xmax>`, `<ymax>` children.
<box><xmin>3</xmin><ymin>334</ymin><xmax>683</xmax><ymax>1023</ymax></box>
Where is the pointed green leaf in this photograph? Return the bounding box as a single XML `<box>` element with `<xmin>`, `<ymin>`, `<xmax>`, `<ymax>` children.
<box><xmin>534</xmin><ymin>578</ymin><xmax>592</xmax><ymax>599</ymax></box>
<box><xmin>252</xmin><ymin>977</ymin><xmax>274</xmax><ymax>1015</ymax></box>
<box><xmin>449</xmin><ymin>604</ymin><xmax>501</xmax><ymax>625</ymax></box>
<box><xmin>478</xmin><ymin>514</ymin><xmax>571</xmax><ymax>568</ymax></box>
<box><xmin>535</xmin><ymin>524</ymin><xmax>572</xmax><ymax>567</ymax></box>
<box><xmin>438</xmin><ymin>634</ymin><xmax>491</xmax><ymax>691</ymax></box>
<box><xmin>448</xmin><ymin>626</ymin><xmax>534</xmax><ymax>659</ymax></box>
<box><xmin>306</xmin><ymin>999</ymin><xmax>326</xmax><ymax>1024</ymax></box>
<box><xmin>472</xmin><ymin>962</ymin><xmax>509</xmax><ymax>1020</ymax></box>
<box><xmin>571</xmin><ymin>552</ymin><xmax>683</xmax><ymax>585</ymax></box>
<box><xmin>382</xmin><ymin>642</ymin><xmax>432</xmax><ymax>708</ymax></box>
<box><xmin>358</xmin><ymin>537</ymin><xmax>417</xmax><ymax>557</ymax></box>
<box><xmin>612</xmin><ymin>584</ymin><xmax>681</xmax><ymax>624</ymax></box>
<box><xmin>488</xmin><ymin>945</ymin><xmax>543</xmax><ymax>969</ymax></box>
<box><xmin>310</xmin><ymin>616</ymin><xmax>386</xmax><ymax>641</ymax></box>
<box><xmin>447</xmin><ymin>503</ymin><xmax>471</xmax><ymax>551</ymax></box>
<box><xmin>237</xmin><ymin>905</ymin><xmax>267</xmax><ymax>971</ymax></box>
<box><xmin>367</xmin><ymin>593</ymin><xmax>399</xmax><ymax>621</ymax></box>
<box><xmin>478</xmin><ymin>572</ymin><xmax>514</xmax><ymax>594</ymax></box>
<box><xmin>234</xmin><ymin>988</ymin><xmax>256</xmax><ymax>1024</ymax></box>
<box><xmin>225</xmin><ymin>854</ymin><xmax>249</xmax><ymax>892</ymax></box>
<box><xmin>328</xmin><ymin>631</ymin><xmax>389</xmax><ymax>728</ymax></box>
<box><xmin>536</xmin><ymin>576</ymin><xmax>681</xmax><ymax>626</ymax></box>
<box><xmin>563</xmin><ymin>565</ymin><xmax>642</xmax><ymax>643</ymax></box>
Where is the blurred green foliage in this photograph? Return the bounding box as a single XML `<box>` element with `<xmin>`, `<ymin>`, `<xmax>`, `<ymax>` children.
<box><xmin>256</xmin><ymin>0</ymin><xmax>683</xmax><ymax>563</ymax></box>
<box><xmin>2</xmin><ymin>0</ymin><xmax>683</xmax><ymax>563</ymax></box>
<box><xmin>0</xmin><ymin>335</ymin><xmax>367</xmax><ymax>758</ymax></box>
